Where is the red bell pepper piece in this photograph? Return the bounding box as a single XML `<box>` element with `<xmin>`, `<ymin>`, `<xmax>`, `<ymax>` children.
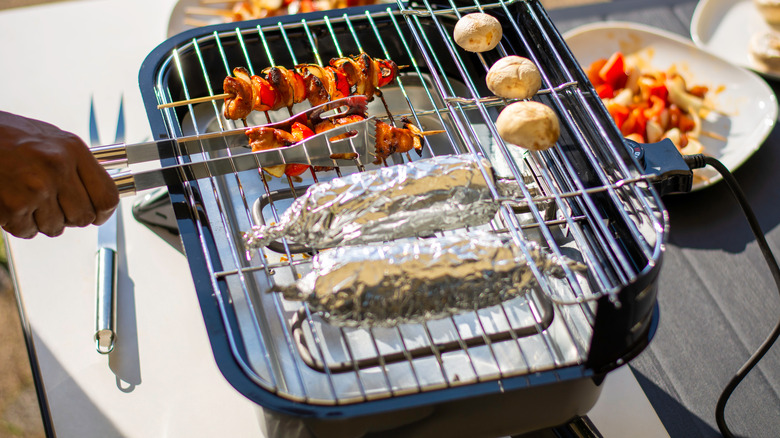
<box><xmin>290</xmin><ymin>121</ymin><xmax>315</xmax><ymax>142</ymax></box>
<box><xmin>252</xmin><ymin>76</ymin><xmax>279</xmax><ymax>112</ymax></box>
<box><xmin>587</xmin><ymin>58</ymin><xmax>607</xmax><ymax>87</ymax></box>
<box><xmin>286</xmin><ymin>122</ymin><xmax>315</xmax><ymax>177</ymax></box>
<box><xmin>621</xmin><ymin>107</ymin><xmax>647</xmax><ymax>139</ymax></box>
<box><xmin>607</xmin><ymin>102</ymin><xmax>630</xmax><ymax>130</ymax></box>
<box><xmin>375</xmin><ymin>59</ymin><xmax>398</xmax><ymax>88</ymax></box>
<box><xmin>596</xmin><ymin>83</ymin><xmax>614</xmax><ymax>99</ymax></box>
<box><xmin>647</xmin><ymin>81</ymin><xmax>668</xmax><ymax>102</ymax></box>
<box><xmin>643</xmin><ymin>95</ymin><xmax>666</xmax><ymax>120</ymax></box>
<box><xmin>678</xmin><ymin>113</ymin><xmax>696</xmax><ymax>133</ymax></box>
<box><xmin>284</xmin><ymin>163</ymin><xmax>310</xmax><ymax>177</ymax></box>
<box><xmin>598</xmin><ymin>51</ymin><xmax>628</xmax><ymax>89</ymax></box>
<box><xmin>328</xmin><ymin>66</ymin><xmax>351</xmax><ymax>100</ymax></box>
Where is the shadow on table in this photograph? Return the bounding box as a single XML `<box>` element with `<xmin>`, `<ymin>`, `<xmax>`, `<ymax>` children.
<box><xmin>630</xmin><ymin>368</ymin><xmax>722</xmax><ymax>438</ymax></box>
<box><xmin>108</xmin><ymin>211</ymin><xmax>142</xmax><ymax>391</ymax></box>
<box><xmin>35</xmin><ymin>340</ymin><xmax>124</xmax><ymax>437</ymax></box>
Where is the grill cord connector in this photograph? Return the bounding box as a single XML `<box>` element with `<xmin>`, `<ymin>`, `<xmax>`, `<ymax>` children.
<box><xmin>625</xmin><ymin>138</ymin><xmax>694</xmax><ymax>196</ymax></box>
<box><xmin>681</xmin><ymin>152</ymin><xmax>780</xmax><ymax>438</ymax></box>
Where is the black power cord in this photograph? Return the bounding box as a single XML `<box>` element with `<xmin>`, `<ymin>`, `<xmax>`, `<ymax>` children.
<box><xmin>683</xmin><ymin>154</ymin><xmax>780</xmax><ymax>438</ymax></box>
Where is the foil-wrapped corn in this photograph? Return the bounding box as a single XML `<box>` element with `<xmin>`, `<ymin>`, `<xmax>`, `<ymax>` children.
<box><xmin>244</xmin><ymin>154</ymin><xmax>498</xmax><ymax>249</ymax></box>
<box><xmin>275</xmin><ymin>231</ymin><xmax>586</xmax><ymax>327</ymax></box>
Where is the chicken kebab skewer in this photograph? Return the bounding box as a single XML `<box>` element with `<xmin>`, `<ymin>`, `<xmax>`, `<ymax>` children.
<box><xmin>232</xmin><ymin>45</ymin><xmax>438</xmax><ymax>178</ymax></box>
<box><xmin>212</xmin><ymin>53</ymin><xmax>396</xmax><ymax>196</ymax></box>
<box><xmin>160</xmin><ymin>53</ymin><xmax>400</xmax><ymax>121</ymax></box>
<box><xmin>223</xmin><ymin>53</ymin><xmax>399</xmax><ymax>122</ymax></box>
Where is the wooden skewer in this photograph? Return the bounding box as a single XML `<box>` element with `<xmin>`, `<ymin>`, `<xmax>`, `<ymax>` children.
<box><xmin>157</xmin><ymin>93</ymin><xmax>230</xmax><ymax>109</ymax></box>
<box><xmin>419</xmin><ymin>130</ymin><xmax>445</xmax><ymax>136</ymax></box>
<box><xmin>185</xmin><ymin>6</ymin><xmax>233</xmax><ymax>17</ymax></box>
<box><xmin>184</xmin><ymin>17</ymin><xmax>214</xmax><ymax>27</ymax></box>
<box><xmin>700</xmin><ymin>130</ymin><xmax>727</xmax><ymax>142</ymax></box>
<box><xmin>706</xmin><ymin>107</ymin><xmax>730</xmax><ymax>117</ymax></box>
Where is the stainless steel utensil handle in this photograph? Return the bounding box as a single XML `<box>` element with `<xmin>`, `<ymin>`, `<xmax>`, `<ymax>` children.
<box><xmin>94</xmin><ymin>247</ymin><xmax>117</xmax><ymax>354</ymax></box>
<box><xmin>91</xmin><ymin>142</ymin><xmax>128</xmax><ymax>169</ymax></box>
<box><xmin>111</xmin><ymin>169</ymin><xmax>136</xmax><ymax>197</ymax></box>
<box><xmin>88</xmin><ymin>143</ymin><xmax>136</xmax><ymax>196</ymax></box>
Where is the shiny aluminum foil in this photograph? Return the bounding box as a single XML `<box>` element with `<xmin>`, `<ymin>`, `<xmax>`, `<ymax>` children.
<box><xmin>244</xmin><ymin>154</ymin><xmax>498</xmax><ymax>250</ymax></box>
<box><xmin>275</xmin><ymin>231</ymin><xmax>586</xmax><ymax>327</ymax></box>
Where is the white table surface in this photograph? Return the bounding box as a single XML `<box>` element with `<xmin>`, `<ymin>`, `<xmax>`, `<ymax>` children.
<box><xmin>0</xmin><ymin>1</ymin><xmax>669</xmax><ymax>436</ymax></box>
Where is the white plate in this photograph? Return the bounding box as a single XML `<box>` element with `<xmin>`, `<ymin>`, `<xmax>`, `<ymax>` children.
<box><xmin>564</xmin><ymin>22</ymin><xmax>778</xmax><ymax>191</ymax></box>
<box><xmin>691</xmin><ymin>0</ymin><xmax>780</xmax><ymax>79</ymax></box>
<box><xmin>167</xmin><ymin>0</ymin><xmax>392</xmax><ymax>37</ymax></box>
<box><xmin>168</xmin><ymin>0</ymin><xmax>229</xmax><ymax>37</ymax></box>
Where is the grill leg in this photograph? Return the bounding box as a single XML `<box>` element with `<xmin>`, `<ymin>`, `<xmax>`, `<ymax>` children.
<box><xmin>511</xmin><ymin>416</ymin><xmax>602</xmax><ymax>438</ymax></box>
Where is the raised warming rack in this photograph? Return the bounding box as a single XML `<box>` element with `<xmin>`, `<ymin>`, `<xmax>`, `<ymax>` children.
<box><xmin>145</xmin><ymin>0</ymin><xmax>665</xmax><ymax>408</ymax></box>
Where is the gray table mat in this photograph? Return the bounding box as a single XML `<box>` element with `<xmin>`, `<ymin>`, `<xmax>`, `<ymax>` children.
<box><xmin>548</xmin><ymin>1</ymin><xmax>780</xmax><ymax>437</ymax></box>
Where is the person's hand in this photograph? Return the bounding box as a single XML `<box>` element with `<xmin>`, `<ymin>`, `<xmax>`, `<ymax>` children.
<box><xmin>0</xmin><ymin>111</ymin><xmax>120</xmax><ymax>238</ymax></box>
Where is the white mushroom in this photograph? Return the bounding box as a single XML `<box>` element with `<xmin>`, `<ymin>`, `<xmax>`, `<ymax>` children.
<box><xmin>749</xmin><ymin>30</ymin><xmax>780</xmax><ymax>71</ymax></box>
<box><xmin>495</xmin><ymin>101</ymin><xmax>560</xmax><ymax>151</ymax></box>
<box><xmin>486</xmin><ymin>56</ymin><xmax>541</xmax><ymax>99</ymax></box>
<box><xmin>755</xmin><ymin>0</ymin><xmax>780</xmax><ymax>24</ymax></box>
<box><xmin>453</xmin><ymin>13</ymin><xmax>503</xmax><ymax>53</ymax></box>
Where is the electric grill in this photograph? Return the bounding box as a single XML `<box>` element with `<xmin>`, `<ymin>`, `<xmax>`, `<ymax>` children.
<box><xmin>119</xmin><ymin>0</ymin><xmax>667</xmax><ymax>436</ymax></box>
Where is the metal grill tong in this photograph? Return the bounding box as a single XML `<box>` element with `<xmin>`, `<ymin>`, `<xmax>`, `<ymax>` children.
<box><xmin>90</xmin><ymin>96</ymin><xmax>375</xmax><ymax>195</ymax></box>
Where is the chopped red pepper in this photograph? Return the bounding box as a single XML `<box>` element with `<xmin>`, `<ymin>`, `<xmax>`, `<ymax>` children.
<box><xmin>647</xmin><ymin>82</ymin><xmax>668</xmax><ymax>102</ymax></box>
<box><xmin>375</xmin><ymin>59</ymin><xmax>398</xmax><ymax>88</ymax></box>
<box><xmin>621</xmin><ymin>107</ymin><xmax>647</xmax><ymax>139</ymax></box>
<box><xmin>598</xmin><ymin>52</ymin><xmax>628</xmax><ymax>89</ymax></box>
<box><xmin>329</xmin><ymin>67</ymin><xmax>351</xmax><ymax>99</ymax></box>
<box><xmin>286</xmin><ymin>122</ymin><xmax>315</xmax><ymax>176</ymax></box>
<box><xmin>284</xmin><ymin>163</ymin><xmax>310</xmax><ymax>177</ymax></box>
<box><xmin>678</xmin><ymin>113</ymin><xmax>696</xmax><ymax>133</ymax></box>
<box><xmin>290</xmin><ymin>121</ymin><xmax>315</xmax><ymax>142</ymax></box>
<box><xmin>252</xmin><ymin>76</ymin><xmax>280</xmax><ymax>112</ymax></box>
<box><xmin>587</xmin><ymin>58</ymin><xmax>607</xmax><ymax>87</ymax></box>
<box><xmin>606</xmin><ymin>102</ymin><xmax>630</xmax><ymax>129</ymax></box>
<box><xmin>596</xmin><ymin>83</ymin><xmax>615</xmax><ymax>99</ymax></box>
<box><xmin>643</xmin><ymin>95</ymin><xmax>666</xmax><ymax>120</ymax></box>
<box><xmin>587</xmin><ymin>50</ymin><xmax>711</xmax><ymax>151</ymax></box>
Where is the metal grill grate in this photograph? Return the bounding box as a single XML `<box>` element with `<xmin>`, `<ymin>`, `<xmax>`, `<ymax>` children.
<box><xmin>145</xmin><ymin>0</ymin><xmax>665</xmax><ymax>407</ymax></box>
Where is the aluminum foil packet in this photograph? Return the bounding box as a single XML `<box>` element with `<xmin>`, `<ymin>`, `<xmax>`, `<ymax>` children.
<box><xmin>274</xmin><ymin>231</ymin><xmax>586</xmax><ymax>327</ymax></box>
<box><xmin>244</xmin><ymin>154</ymin><xmax>498</xmax><ymax>250</ymax></box>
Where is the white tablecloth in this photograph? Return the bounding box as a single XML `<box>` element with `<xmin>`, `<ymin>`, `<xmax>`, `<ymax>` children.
<box><xmin>0</xmin><ymin>1</ymin><xmax>668</xmax><ymax>436</ymax></box>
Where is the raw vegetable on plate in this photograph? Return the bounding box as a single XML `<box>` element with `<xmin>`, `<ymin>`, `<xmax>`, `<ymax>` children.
<box><xmin>587</xmin><ymin>51</ymin><xmax>724</xmax><ymax>155</ymax></box>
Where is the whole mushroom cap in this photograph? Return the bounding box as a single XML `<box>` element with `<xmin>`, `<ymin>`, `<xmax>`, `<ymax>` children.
<box><xmin>453</xmin><ymin>13</ymin><xmax>503</xmax><ymax>53</ymax></box>
<box><xmin>755</xmin><ymin>0</ymin><xmax>780</xmax><ymax>23</ymax></box>
<box><xmin>750</xmin><ymin>30</ymin><xmax>780</xmax><ymax>71</ymax></box>
<box><xmin>486</xmin><ymin>56</ymin><xmax>541</xmax><ymax>99</ymax></box>
<box><xmin>495</xmin><ymin>101</ymin><xmax>560</xmax><ymax>151</ymax></box>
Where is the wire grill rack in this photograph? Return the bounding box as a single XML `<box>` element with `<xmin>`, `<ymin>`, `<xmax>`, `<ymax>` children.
<box><xmin>140</xmin><ymin>0</ymin><xmax>666</xmax><ymax>416</ymax></box>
